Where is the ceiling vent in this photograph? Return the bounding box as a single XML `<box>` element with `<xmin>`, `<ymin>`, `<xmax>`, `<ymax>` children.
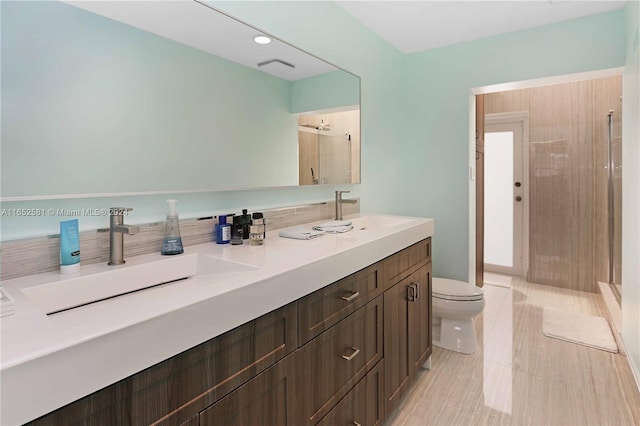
<box><xmin>257</xmin><ymin>59</ymin><xmax>296</xmax><ymax>76</ymax></box>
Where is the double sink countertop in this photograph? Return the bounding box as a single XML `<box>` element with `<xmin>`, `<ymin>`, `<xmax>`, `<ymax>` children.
<box><xmin>0</xmin><ymin>214</ymin><xmax>434</xmax><ymax>425</ymax></box>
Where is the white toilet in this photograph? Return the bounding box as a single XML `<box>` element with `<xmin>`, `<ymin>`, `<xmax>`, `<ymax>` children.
<box><xmin>432</xmin><ymin>278</ymin><xmax>485</xmax><ymax>354</ymax></box>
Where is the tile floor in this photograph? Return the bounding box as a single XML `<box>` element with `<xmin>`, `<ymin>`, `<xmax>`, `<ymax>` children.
<box><xmin>388</xmin><ymin>275</ymin><xmax>640</xmax><ymax>425</ymax></box>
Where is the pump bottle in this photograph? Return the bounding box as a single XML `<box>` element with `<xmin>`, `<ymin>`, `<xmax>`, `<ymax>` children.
<box><xmin>161</xmin><ymin>200</ymin><xmax>184</xmax><ymax>255</ymax></box>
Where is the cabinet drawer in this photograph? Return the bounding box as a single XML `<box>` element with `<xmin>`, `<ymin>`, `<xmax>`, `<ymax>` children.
<box><xmin>199</xmin><ymin>353</ymin><xmax>299</xmax><ymax>426</ymax></box>
<box><xmin>317</xmin><ymin>361</ymin><xmax>384</xmax><ymax>426</ymax></box>
<box><xmin>28</xmin><ymin>303</ymin><xmax>297</xmax><ymax>426</ymax></box>
<box><xmin>298</xmin><ymin>263</ymin><xmax>382</xmax><ymax>344</ymax></box>
<box><xmin>383</xmin><ymin>238</ymin><xmax>431</xmax><ymax>290</ymax></box>
<box><xmin>297</xmin><ymin>296</ymin><xmax>383</xmax><ymax>425</ymax></box>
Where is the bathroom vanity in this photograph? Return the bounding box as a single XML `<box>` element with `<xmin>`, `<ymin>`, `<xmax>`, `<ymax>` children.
<box><xmin>0</xmin><ymin>215</ymin><xmax>433</xmax><ymax>425</ymax></box>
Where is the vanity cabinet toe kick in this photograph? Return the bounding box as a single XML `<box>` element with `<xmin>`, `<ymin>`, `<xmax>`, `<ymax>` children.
<box><xmin>28</xmin><ymin>238</ymin><xmax>432</xmax><ymax>426</ymax></box>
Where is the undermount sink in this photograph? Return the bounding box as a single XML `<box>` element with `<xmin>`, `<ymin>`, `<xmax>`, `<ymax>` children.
<box><xmin>350</xmin><ymin>215</ymin><xmax>414</xmax><ymax>230</ymax></box>
<box><xmin>22</xmin><ymin>254</ymin><xmax>256</xmax><ymax>315</ymax></box>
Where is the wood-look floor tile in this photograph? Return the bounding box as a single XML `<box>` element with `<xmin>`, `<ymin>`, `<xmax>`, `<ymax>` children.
<box><xmin>388</xmin><ymin>278</ymin><xmax>640</xmax><ymax>426</ymax></box>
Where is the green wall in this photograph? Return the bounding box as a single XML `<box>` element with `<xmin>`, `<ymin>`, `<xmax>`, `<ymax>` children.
<box><xmin>291</xmin><ymin>70</ymin><xmax>360</xmax><ymax>113</ymax></box>
<box><xmin>402</xmin><ymin>9</ymin><xmax>626</xmax><ymax>280</ymax></box>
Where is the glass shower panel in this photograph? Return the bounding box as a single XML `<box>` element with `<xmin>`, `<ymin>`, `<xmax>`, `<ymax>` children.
<box><xmin>318</xmin><ymin>133</ymin><xmax>351</xmax><ymax>184</ymax></box>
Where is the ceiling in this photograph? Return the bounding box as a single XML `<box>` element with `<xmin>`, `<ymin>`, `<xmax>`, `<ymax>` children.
<box><xmin>65</xmin><ymin>0</ymin><xmax>337</xmax><ymax>81</ymax></box>
<box><xmin>336</xmin><ymin>1</ymin><xmax>626</xmax><ymax>54</ymax></box>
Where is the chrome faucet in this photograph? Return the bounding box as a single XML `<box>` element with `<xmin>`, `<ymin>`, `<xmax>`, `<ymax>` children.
<box><xmin>335</xmin><ymin>190</ymin><xmax>357</xmax><ymax>221</ymax></box>
<box><xmin>108</xmin><ymin>207</ymin><xmax>140</xmax><ymax>266</ymax></box>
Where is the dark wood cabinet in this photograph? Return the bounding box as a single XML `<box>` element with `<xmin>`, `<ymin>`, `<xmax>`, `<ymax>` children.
<box><xmin>316</xmin><ymin>361</ymin><xmax>385</xmax><ymax>426</ymax></box>
<box><xmin>298</xmin><ymin>262</ymin><xmax>383</xmax><ymax>345</ymax></box>
<box><xmin>383</xmin><ymin>261</ymin><xmax>432</xmax><ymax>415</ymax></box>
<box><xmin>297</xmin><ymin>296</ymin><xmax>383</xmax><ymax>425</ymax></box>
<box><xmin>383</xmin><ymin>238</ymin><xmax>430</xmax><ymax>291</ymax></box>
<box><xmin>410</xmin><ymin>263</ymin><xmax>432</xmax><ymax>374</ymax></box>
<box><xmin>28</xmin><ymin>303</ymin><xmax>297</xmax><ymax>426</ymax></box>
<box><xmin>28</xmin><ymin>238</ymin><xmax>431</xmax><ymax>426</ymax></box>
<box><xmin>198</xmin><ymin>353</ymin><xmax>299</xmax><ymax>426</ymax></box>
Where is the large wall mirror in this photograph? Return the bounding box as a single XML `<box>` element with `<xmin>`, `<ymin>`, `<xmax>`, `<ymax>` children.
<box><xmin>1</xmin><ymin>0</ymin><xmax>360</xmax><ymax>200</ymax></box>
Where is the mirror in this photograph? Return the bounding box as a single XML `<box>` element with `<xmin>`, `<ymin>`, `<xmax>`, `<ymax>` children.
<box><xmin>1</xmin><ymin>0</ymin><xmax>360</xmax><ymax>200</ymax></box>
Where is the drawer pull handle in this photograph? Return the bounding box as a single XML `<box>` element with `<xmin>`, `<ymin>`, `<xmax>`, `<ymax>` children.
<box><xmin>412</xmin><ymin>281</ymin><xmax>419</xmax><ymax>299</ymax></box>
<box><xmin>342</xmin><ymin>347</ymin><xmax>361</xmax><ymax>361</ymax></box>
<box><xmin>353</xmin><ymin>422</ymin><xmax>362</xmax><ymax>426</ymax></box>
<box><xmin>341</xmin><ymin>291</ymin><xmax>360</xmax><ymax>302</ymax></box>
<box><xmin>407</xmin><ymin>284</ymin><xmax>416</xmax><ymax>301</ymax></box>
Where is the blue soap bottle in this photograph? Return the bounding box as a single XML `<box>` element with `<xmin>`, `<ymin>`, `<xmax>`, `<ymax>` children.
<box><xmin>215</xmin><ymin>215</ymin><xmax>231</xmax><ymax>244</ymax></box>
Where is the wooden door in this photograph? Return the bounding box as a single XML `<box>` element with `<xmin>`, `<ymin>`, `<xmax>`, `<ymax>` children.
<box><xmin>383</xmin><ymin>277</ymin><xmax>412</xmax><ymax>414</ymax></box>
<box><xmin>476</xmin><ymin>94</ymin><xmax>485</xmax><ymax>287</ymax></box>
<box><xmin>409</xmin><ymin>264</ymin><xmax>432</xmax><ymax>373</ymax></box>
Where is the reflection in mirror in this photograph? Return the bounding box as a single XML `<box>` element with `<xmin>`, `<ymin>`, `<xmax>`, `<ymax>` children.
<box><xmin>1</xmin><ymin>0</ymin><xmax>360</xmax><ymax>200</ymax></box>
<box><xmin>298</xmin><ymin>109</ymin><xmax>360</xmax><ymax>185</ymax></box>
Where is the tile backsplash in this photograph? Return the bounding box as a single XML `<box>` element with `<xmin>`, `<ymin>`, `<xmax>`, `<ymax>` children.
<box><xmin>0</xmin><ymin>199</ymin><xmax>359</xmax><ymax>281</ymax></box>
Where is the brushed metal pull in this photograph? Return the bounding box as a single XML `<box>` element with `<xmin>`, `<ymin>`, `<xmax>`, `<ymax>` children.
<box><xmin>353</xmin><ymin>422</ymin><xmax>362</xmax><ymax>426</ymax></box>
<box><xmin>342</xmin><ymin>347</ymin><xmax>360</xmax><ymax>361</ymax></box>
<box><xmin>341</xmin><ymin>291</ymin><xmax>360</xmax><ymax>302</ymax></box>
<box><xmin>407</xmin><ymin>284</ymin><xmax>416</xmax><ymax>301</ymax></box>
<box><xmin>411</xmin><ymin>281</ymin><xmax>419</xmax><ymax>299</ymax></box>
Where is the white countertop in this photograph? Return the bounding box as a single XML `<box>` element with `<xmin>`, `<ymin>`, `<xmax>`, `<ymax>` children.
<box><xmin>0</xmin><ymin>214</ymin><xmax>434</xmax><ymax>425</ymax></box>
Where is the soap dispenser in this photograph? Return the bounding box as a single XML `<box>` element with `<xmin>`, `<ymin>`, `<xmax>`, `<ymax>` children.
<box><xmin>161</xmin><ymin>199</ymin><xmax>184</xmax><ymax>255</ymax></box>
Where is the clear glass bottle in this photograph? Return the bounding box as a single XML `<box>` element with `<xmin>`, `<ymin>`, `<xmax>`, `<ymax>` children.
<box><xmin>249</xmin><ymin>214</ymin><xmax>265</xmax><ymax>246</ymax></box>
<box><xmin>161</xmin><ymin>200</ymin><xmax>184</xmax><ymax>255</ymax></box>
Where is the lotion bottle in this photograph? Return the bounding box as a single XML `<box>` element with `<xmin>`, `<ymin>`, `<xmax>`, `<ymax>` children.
<box><xmin>161</xmin><ymin>200</ymin><xmax>184</xmax><ymax>255</ymax></box>
<box><xmin>215</xmin><ymin>215</ymin><xmax>231</xmax><ymax>244</ymax></box>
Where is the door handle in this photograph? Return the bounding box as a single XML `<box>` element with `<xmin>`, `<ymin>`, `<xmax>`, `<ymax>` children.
<box><xmin>515</xmin><ymin>196</ymin><xmax>522</xmax><ymax>202</ymax></box>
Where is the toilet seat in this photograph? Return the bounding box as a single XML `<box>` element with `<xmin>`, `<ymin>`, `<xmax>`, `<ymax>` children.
<box><xmin>433</xmin><ymin>278</ymin><xmax>484</xmax><ymax>302</ymax></box>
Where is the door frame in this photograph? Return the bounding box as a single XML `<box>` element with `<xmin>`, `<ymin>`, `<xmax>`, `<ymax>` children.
<box><xmin>483</xmin><ymin>112</ymin><xmax>530</xmax><ymax>278</ymax></box>
<box><xmin>467</xmin><ymin>67</ymin><xmax>624</xmax><ymax>286</ymax></box>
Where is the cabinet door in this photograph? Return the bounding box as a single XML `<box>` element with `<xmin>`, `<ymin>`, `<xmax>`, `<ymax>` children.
<box><xmin>199</xmin><ymin>353</ymin><xmax>298</xmax><ymax>426</ymax></box>
<box><xmin>383</xmin><ymin>275</ymin><xmax>411</xmax><ymax>415</ymax></box>
<box><xmin>383</xmin><ymin>264</ymin><xmax>431</xmax><ymax>415</ymax></box>
<box><xmin>409</xmin><ymin>263</ymin><xmax>432</xmax><ymax>373</ymax></box>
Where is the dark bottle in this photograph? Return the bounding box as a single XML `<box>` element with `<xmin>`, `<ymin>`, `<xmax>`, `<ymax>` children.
<box><xmin>241</xmin><ymin>209</ymin><xmax>252</xmax><ymax>240</ymax></box>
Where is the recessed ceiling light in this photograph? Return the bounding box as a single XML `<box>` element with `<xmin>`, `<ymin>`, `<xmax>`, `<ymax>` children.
<box><xmin>253</xmin><ymin>35</ymin><xmax>271</xmax><ymax>45</ymax></box>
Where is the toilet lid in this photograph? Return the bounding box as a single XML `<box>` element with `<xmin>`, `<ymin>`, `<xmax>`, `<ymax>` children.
<box><xmin>432</xmin><ymin>278</ymin><xmax>484</xmax><ymax>301</ymax></box>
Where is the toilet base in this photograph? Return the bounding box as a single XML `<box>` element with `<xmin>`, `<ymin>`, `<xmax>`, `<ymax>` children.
<box><xmin>432</xmin><ymin>317</ymin><xmax>478</xmax><ymax>354</ymax></box>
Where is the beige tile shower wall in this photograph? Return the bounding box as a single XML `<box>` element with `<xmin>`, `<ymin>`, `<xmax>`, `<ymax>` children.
<box><xmin>0</xmin><ymin>199</ymin><xmax>359</xmax><ymax>281</ymax></box>
<box><xmin>485</xmin><ymin>76</ymin><xmax>621</xmax><ymax>292</ymax></box>
<box><xmin>298</xmin><ymin>130</ymin><xmax>319</xmax><ymax>185</ymax></box>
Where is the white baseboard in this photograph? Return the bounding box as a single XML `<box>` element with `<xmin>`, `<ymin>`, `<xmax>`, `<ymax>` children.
<box><xmin>597</xmin><ymin>282</ymin><xmax>640</xmax><ymax>393</ymax></box>
<box><xmin>620</xmin><ymin>333</ymin><xmax>640</xmax><ymax>394</ymax></box>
